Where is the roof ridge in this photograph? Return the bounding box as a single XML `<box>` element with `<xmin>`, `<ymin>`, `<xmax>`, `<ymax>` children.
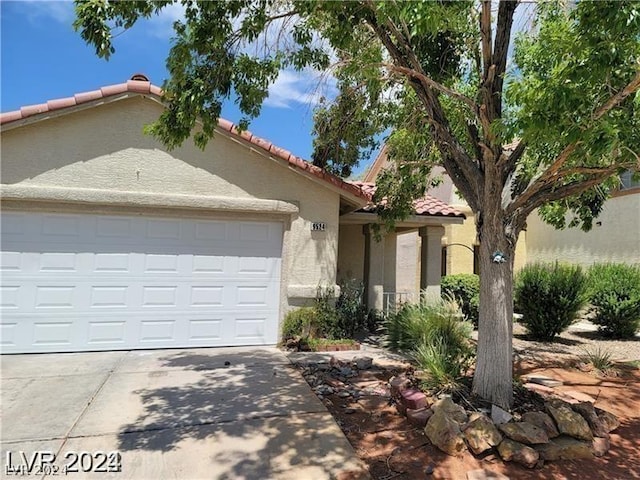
<box><xmin>1</xmin><ymin>78</ymin><xmax>367</xmax><ymax>201</ymax></box>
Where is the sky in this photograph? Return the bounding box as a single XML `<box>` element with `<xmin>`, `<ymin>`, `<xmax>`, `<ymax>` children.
<box><xmin>0</xmin><ymin>0</ymin><xmax>375</xmax><ymax>175</ymax></box>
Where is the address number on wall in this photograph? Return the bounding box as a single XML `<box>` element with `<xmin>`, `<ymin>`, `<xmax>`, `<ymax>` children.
<box><xmin>311</xmin><ymin>222</ymin><xmax>326</xmax><ymax>231</ymax></box>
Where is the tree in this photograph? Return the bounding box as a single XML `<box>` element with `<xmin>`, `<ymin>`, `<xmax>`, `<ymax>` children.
<box><xmin>75</xmin><ymin>0</ymin><xmax>640</xmax><ymax>408</ymax></box>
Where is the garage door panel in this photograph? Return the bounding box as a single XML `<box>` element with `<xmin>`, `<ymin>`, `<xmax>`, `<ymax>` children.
<box><xmin>1</xmin><ymin>213</ymin><xmax>282</xmax><ymax>353</ymax></box>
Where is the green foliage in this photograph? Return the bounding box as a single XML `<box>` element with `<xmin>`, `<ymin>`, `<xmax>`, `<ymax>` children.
<box><xmin>441</xmin><ymin>274</ymin><xmax>480</xmax><ymax>327</ymax></box>
<box><xmin>515</xmin><ymin>262</ymin><xmax>588</xmax><ymax>340</ymax></box>
<box><xmin>282</xmin><ymin>307</ymin><xmax>316</xmax><ymax>340</ymax></box>
<box><xmin>587</xmin><ymin>263</ymin><xmax>640</xmax><ymax>338</ymax></box>
<box><xmin>313</xmin><ymin>285</ymin><xmax>342</xmax><ymax>340</ymax></box>
<box><xmin>335</xmin><ymin>279</ymin><xmax>368</xmax><ymax>336</ymax></box>
<box><xmin>384</xmin><ymin>299</ymin><xmax>475</xmax><ymax>391</ymax></box>
<box><xmin>578</xmin><ymin>346</ymin><xmax>617</xmax><ymax>375</ymax></box>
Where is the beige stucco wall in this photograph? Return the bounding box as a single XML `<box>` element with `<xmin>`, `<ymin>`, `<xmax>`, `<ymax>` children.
<box><xmin>337</xmin><ymin>224</ymin><xmax>365</xmax><ymax>284</ymax></box>
<box><xmin>1</xmin><ymin>96</ymin><xmax>342</xmax><ymax>322</ymax></box>
<box><xmin>525</xmin><ymin>193</ymin><xmax>640</xmax><ymax>266</ymax></box>
<box><xmin>396</xmin><ymin>231</ymin><xmax>420</xmax><ymax>294</ymax></box>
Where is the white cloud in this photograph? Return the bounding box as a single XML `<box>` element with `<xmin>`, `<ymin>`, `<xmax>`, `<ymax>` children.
<box><xmin>145</xmin><ymin>3</ymin><xmax>186</xmax><ymax>38</ymax></box>
<box><xmin>264</xmin><ymin>69</ymin><xmax>336</xmax><ymax>109</ymax></box>
<box><xmin>21</xmin><ymin>0</ymin><xmax>75</xmax><ymax>25</ymax></box>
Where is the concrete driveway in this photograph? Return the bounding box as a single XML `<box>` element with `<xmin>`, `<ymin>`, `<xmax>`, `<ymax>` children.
<box><xmin>1</xmin><ymin>347</ymin><xmax>367</xmax><ymax>479</ymax></box>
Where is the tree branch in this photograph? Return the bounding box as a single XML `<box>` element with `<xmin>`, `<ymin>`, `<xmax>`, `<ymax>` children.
<box><xmin>379</xmin><ymin>63</ymin><xmax>477</xmax><ymax>110</ymax></box>
<box><xmin>480</xmin><ymin>1</ymin><xmax>492</xmax><ymax>76</ymax></box>
<box><xmin>491</xmin><ymin>0</ymin><xmax>518</xmax><ymax>117</ymax></box>
<box><xmin>507</xmin><ymin>68</ymin><xmax>640</xmax><ymax>217</ymax></box>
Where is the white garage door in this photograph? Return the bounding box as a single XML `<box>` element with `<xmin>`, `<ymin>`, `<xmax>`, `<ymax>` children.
<box><xmin>0</xmin><ymin>212</ymin><xmax>282</xmax><ymax>353</ymax></box>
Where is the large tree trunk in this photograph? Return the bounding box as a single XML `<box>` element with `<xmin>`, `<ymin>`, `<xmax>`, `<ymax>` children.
<box><xmin>472</xmin><ymin>211</ymin><xmax>516</xmax><ymax>409</ymax></box>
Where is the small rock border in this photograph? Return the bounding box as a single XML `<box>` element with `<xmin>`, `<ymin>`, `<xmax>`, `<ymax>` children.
<box><xmin>391</xmin><ymin>373</ymin><xmax>621</xmax><ymax>469</ymax></box>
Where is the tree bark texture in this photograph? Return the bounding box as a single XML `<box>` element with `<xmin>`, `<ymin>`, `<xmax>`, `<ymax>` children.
<box><xmin>472</xmin><ymin>210</ymin><xmax>515</xmax><ymax>409</ymax></box>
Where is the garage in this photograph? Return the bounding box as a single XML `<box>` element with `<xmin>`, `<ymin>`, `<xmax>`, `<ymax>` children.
<box><xmin>0</xmin><ymin>211</ymin><xmax>283</xmax><ymax>353</ymax></box>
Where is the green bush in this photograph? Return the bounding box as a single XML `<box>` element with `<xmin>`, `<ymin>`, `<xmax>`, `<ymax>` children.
<box><xmin>587</xmin><ymin>263</ymin><xmax>640</xmax><ymax>338</ymax></box>
<box><xmin>384</xmin><ymin>299</ymin><xmax>475</xmax><ymax>391</ymax></box>
<box><xmin>335</xmin><ymin>279</ymin><xmax>368</xmax><ymax>336</ymax></box>
<box><xmin>514</xmin><ymin>262</ymin><xmax>588</xmax><ymax>340</ymax></box>
<box><xmin>441</xmin><ymin>274</ymin><xmax>480</xmax><ymax>327</ymax></box>
<box><xmin>314</xmin><ymin>286</ymin><xmax>342</xmax><ymax>339</ymax></box>
<box><xmin>282</xmin><ymin>307</ymin><xmax>316</xmax><ymax>340</ymax></box>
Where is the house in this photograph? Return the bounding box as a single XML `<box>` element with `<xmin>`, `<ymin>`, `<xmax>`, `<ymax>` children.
<box><xmin>525</xmin><ymin>170</ymin><xmax>640</xmax><ymax>266</ymax></box>
<box><xmin>0</xmin><ymin>75</ymin><xmax>464</xmax><ymax>354</ymax></box>
<box><xmin>364</xmin><ymin>145</ymin><xmax>639</xmax><ymax>298</ymax></box>
<box><xmin>363</xmin><ymin>147</ymin><xmax>527</xmax><ymax>300</ymax></box>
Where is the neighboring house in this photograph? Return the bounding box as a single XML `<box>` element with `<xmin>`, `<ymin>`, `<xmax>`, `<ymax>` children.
<box><xmin>526</xmin><ymin>171</ymin><xmax>640</xmax><ymax>266</ymax></box>
<box><xmin>0</xmin><ymin>75</ymin><xmax>463</xmax><ymax>354</ymax></box>
<box><xmin>363</xmin><ymin>147</ymin><xmax>527</xmax><ymax>301</ymax></box>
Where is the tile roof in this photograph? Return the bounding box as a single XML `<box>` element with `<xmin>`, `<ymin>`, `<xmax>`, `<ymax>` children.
<box><xmin>0</xmin><ymin>75</ymin><xmax>366</xmax><ymax>201</ymax></box>
<box><xmin>349</xmin><ymin>181</ymin><xmax>465</xmax><ymax>218</ymax></box>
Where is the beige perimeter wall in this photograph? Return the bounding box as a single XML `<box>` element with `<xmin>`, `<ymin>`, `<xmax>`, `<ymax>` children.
<box><xmin>1</xmin><ymin>96</ymin><xmax>342</xmax><ymax>321</ymax></box>
<box><xmin>526</xmin><ymin>193</ymin><xmax>640</xmax><ymax>266</ymax></box>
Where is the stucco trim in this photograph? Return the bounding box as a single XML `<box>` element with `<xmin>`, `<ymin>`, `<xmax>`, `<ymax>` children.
<box><xmin>340</xmin><ymin>212</ymin><xmax>465</xmax><ymax>226</ymax></box>
<box><xmin>0</xmin><ymin>184</ymin><xmax>299</xmax><ymax>215</ymax></box>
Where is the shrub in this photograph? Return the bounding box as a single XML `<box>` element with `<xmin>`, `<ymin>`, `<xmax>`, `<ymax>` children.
<box><xmin>587</xmin><ymin>263</ymin><xmax>640</xmax><ymax>338</ymax></box>
<box><xmin>514</xmin><ymin>262</ymin><xmax>588</xmax><ymax>340</ymax></box>
<box><xmin>384</xmin><ymin>299</ymin><xmax>475</xmax><ymax>391</ymax></box>
<box><xmin>314</xmin><ymin>286</ymin><xmax>342</xmax><ymax>339</ymax></box>
<box><xmin>335</xmin><ymin>279</ymin><xmax>368</xmax><ymax>336</ymax></box>
<box><xmin>441</xmin><ymin>274</ymin><xmax>480</xmax><ymax>327</ymax></box>
<box><xmin>281</xmin><ymin>307</ymin><xmax>316</xmax><ymax>340</ymax></box>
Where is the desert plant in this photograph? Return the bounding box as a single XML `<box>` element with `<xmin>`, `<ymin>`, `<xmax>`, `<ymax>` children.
<box><xmin>578</xmin><ymin>347</ymin><xmax>618</xmax><ymax>376</ymax></box>
<box><xmin>385</xmin><ymin>299</ymin><xmax>475</xmax><ymax>391</ymax></box>
<box><xmin>587</xmin><ymin>263</ymin><xmax>640</xmax><ymax>338</ymax></box>
<box><xmin>313</xmin><ymin>285</ymin><xmax>342</xmax><ymax>339</ymax></box>
<box><xmin>441</xmin><ymin>274</ymin><xmax>480</xmax><ymax>327</ymax></box>
<box><xmin>514</xmin><ymin>262</ymin><xmax>588</xmax><ymax>340</ymax></box>
<box><xmin>281</xmin><ymin>307</ymin><xmax>317</xmax><ymax>340</ymax></box>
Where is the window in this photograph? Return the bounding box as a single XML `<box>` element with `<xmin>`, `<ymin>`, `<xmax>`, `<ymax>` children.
<box><xmin>620</xmin><ymin>170</ymin><xmax>640</xmax><ymax>190</ymax></box>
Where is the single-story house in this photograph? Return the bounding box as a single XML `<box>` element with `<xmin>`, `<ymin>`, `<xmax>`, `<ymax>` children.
<box><xmin>0</xmin><ymin>75</ymin><xmax>464</xmax><ymax>354</ymax></box>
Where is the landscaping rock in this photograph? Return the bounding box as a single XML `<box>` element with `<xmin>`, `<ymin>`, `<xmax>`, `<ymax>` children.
<box><xmin>592</xmin><ymin>436</ymin><xmax>610</xmax><ymax>457</ymax></box>
<box><xmin>523</xmin><ymin>383</ymin><xmax>555</xmax><ymax>396</ymax></box>
<box><xmin>563</xmin><ymin>390</ymin><xmax>596</xmax><ymax>404</ymax></box>
<box><xmin>498</xmin><ymin>422</ymin><xmax>549</xmax><ymax>445</ymax></box>
<box><xmin>432</xmin><ymin>396</ymin><xmax>468</xmax><ymax>424</ymax></box>
<box><xmin>528</xmin><ymin>375</ymin><xmax>563</xmax><ymax>387</ymax></box>
<box><xmin>337</xmin><ymin>390</ymin><xmax>351</xmax><ymax>398</ymax></box>
<box><xmin>597</xmin><ymin>409</ymin><xmax>621</xmax><ymax>433</ymax></box>
<box><xmin>389</xmin><ymin>376</ymin><xmax>411</xmax><ymax>398</ymax></box>
<box><xmin>546</xmin><ymin>401</ymin><xmax>593</xmax><ymax>441</ymax></box>
<box><xmin>407</xmin><ymin>407</ymin><xmax>433</xmax><ymax>428</ymax></box>
<box><xmin>463</xmin><ymin>415</ymin><xmax>503</xmax><ymax>455</ymax></box>
<box><xmin>466</xmin><ymin>469</ymin><xmax>510</xmax><ymax>480</ymax></box>
<box><xmin>497</xmin><ymin>439</ymin><xmax>540</xmax><ymax>469</ymax></box>
<box><xmin>401</xmin><ymin>388</ymin><xmax>429</xmax><ymax>410</ymax></box>
<box><xmin>571</xmin><ymin>402</ymin><xmax>609</xmax><ymax>438</ymax></box>
<box><xmin>521</xmin><ymin>412</ymin><xmax>559</xmax><ymax>439</ymax></box>
<box><xmin>491</xmin><ymin>404</ymin><xmax>513</xmax><ymax>425</ymax></box>
<box><xmin>353</xmin><ymin>356</ymin><xmax>373</xmax><ymax>370</ymax></box>
<box><xmin>535</xmin><ymin>436</ymin><xmax>594</xmax><ymax>461</ymax></box>
<box><xmin>425</xmin><ymin>410</ymin><xmax>467</xmax><ymax>456</ymax></box>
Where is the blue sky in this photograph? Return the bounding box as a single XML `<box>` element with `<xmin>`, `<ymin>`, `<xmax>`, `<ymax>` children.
<box><xmin>1</xmin><ymin>0</ymin><xmax>375</xmax><ymax>175</ymax></box>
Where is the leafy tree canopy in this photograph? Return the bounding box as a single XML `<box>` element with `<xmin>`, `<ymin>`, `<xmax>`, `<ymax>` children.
<box><xmin>75</xmin><ymin>0</ymin><xmax>640</xmax><ymax>407</ymax></box>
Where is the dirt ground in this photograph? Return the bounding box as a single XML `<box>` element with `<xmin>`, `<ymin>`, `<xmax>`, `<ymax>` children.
<box><xmin>321</xmin><ymin>360</ymin><xmax>640</xmax><ymax>480</ymax></box>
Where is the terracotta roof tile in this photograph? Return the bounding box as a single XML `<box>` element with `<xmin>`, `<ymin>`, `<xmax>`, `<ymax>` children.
<box><xmin>348</xmin><ymin>181</ymin><xmax>465</xmax><ymax>218</ymax></box>
<box><xmin>0</xmin><ymin>76</ymin><xmax>369</xmax><ymax>202</ymax></box>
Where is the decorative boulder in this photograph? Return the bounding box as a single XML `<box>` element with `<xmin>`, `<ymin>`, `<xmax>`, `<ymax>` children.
<box><xmin>597</xmin><ymin>409</ymin><xmax>621</xmax><ymax>433</ymax></box>
<box><xmin>571</xmin><ymin>402</ymin><xmax>609</xmax><ymax>438</ymax></box>
<box><xmin>425</xmin><ymin>410</ymin><xmax>467</xmax><ymax>456</ymax></box>
<box><xmin>592</xmin><ymin>436</ymin><xmax>611</xmax><ymax>457</ymax></box>
<box><xmin>499</xmin><ymin>422</ymin><xmax>549</xmax><ymax>445</ymax></box>
<box><xmin>431</xmin><ymin>396</ymin><xmax>468</xmax><ymax>424</ymax></box>
<box><xmin>546</xmin><ymin>401</ymin><xmax>594</xmax><ymax>441</ymax></box>
<box><xmin>407</xmin><ymin>407</ymin><xmax>433</xmax><ymax>428</ymax></box>
<box><xmin>463</xmin><ymin>415</ymin><xmax>503</xmax><ymax>455</ymax></box>
<box><xmin>497</xmin><ymin>439</ymin><xmax>540</xmax><ymax>469</ymax></box>
<box><xmin>521</xmin><ymin>411</ymin><xmax>560</xmax><ymax>439</ymax></box>
<box><xmin>535</xmin><ymin>436</ymin><xmax>594</xmax><ymax>461</ymax></box>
